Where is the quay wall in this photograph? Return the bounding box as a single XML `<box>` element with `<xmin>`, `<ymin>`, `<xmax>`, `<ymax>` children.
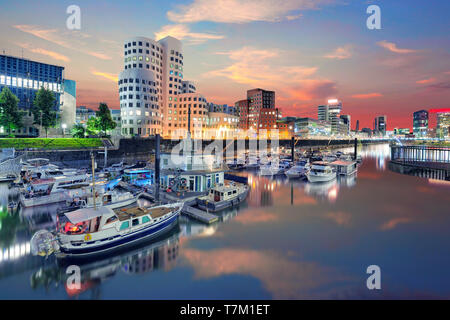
<box><xmin>17</xmin><ymin>138</ymin><xmax>388</xmax><ymax>169</ymax></box>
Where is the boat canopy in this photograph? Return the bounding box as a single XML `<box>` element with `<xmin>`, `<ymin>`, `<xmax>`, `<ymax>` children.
<box><xmin>64</xmin><ymin>206</ymin><xmax>112</xmax><ymax>224</ymax></box>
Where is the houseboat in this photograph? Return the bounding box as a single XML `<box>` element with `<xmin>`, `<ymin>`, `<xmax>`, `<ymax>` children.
<box><xmin>329</xmin><ymin>160</ymin><xmax>358</xmax><ymax>176</ymax></box>
<box><xmin>197</xmin><ymin>182</ymin><xmax>250</xmax><ymax>212</ymax></box>
<box><xmin>32</xmin><ymin>202</ymin><xmax>183</xmax><ymax>258</ymax></box>
<box><xmin>306</xmin><ymin>161</ymin><xmax>336</xmax><ymax>183</ymax></box>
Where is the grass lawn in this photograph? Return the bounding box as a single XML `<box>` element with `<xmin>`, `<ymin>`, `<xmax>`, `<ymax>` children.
<box><xmin>0</xmin><ymin>138</ymin><xmax>104</xmax><ymax>150</ymax></box>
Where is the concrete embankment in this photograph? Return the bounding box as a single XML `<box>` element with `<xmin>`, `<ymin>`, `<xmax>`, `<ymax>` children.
<box><xmin>17</xmin><ymin>137</ymin><xmax>388</xmax><ymax>168</ymax></box>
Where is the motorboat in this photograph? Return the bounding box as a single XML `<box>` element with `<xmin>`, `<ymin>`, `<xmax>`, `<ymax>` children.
<box><xmin>306</xmin><ymin>161</ymin><xmax>336</xmax><ymax>183</ymax></box>
<box><xmin>31</xmin><ymin>203</ymin><xmax>183</xmax><ymax>258</ymax></box>
<box><xmin>259</xmin><ymin>161</ymin><xmax>291</xmax><ymax>176</ymax></box>
<box><xmin>285</xmin><ymin>160</ymin><xmax>310</xmax><ymax>178</ymax></box>
<box><xmin>197</xmin><ymin>182</ymin><xmax>250</xmax><ymax>212</ymax></box>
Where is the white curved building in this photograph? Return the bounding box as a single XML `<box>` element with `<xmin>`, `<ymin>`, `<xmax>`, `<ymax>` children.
<box><xmin>119</xmin><ymin>36</ymin><xmax>192</xmax><ymax>137</ymax></box>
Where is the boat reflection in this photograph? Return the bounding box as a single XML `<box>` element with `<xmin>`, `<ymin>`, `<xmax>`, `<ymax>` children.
<box><xmin>304</xmin><ymin>179</ymin><xmax>339</xmax><ymax>203</ymax></box>
<box><xmin>30</xmin><ymin>226</ymin><xmax>181</xmax><ymax>299</ymax></box>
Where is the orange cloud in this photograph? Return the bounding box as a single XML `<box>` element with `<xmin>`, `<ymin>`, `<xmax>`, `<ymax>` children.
<box><xmin>16</xmin><ymin>42</ymin><xmax>69</xmax><ymax>62</ymax></box>
<box><xmin>91</xmin><ymin>70</ymin><xmax>118</xmax><ymax>82</ymax></box>
<box><xmin>351</xmin><ymin>92</ymin><xmax>383</xmax><ymax>99</ymax></box>
<box><xmin>377</xmin><ymin>40</ymin><xmax>418</xmax><ymax>54</ymax></box>
<box><xmin>416</xmin><ymin>77</ymin><xmax>436</xmax><ymax>84</ymax></box>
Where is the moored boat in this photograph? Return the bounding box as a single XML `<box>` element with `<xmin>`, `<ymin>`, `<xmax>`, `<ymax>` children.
<box><xmin>197</xmin><ymin>182</ymin><xmax>250</xmax><ymax>212</ymax></box>
<box><xmin>306</xmin><ymin>161</ymin><xmax>336</xmax><ymax>183</ymax></box>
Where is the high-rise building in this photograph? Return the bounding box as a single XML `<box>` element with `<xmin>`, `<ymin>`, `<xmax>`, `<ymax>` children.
<box><xmin>340</xmin><ymin>114</ymin><xmax>351</xmax><ymax>135</ymax></box>
<box><xmin>355</xmin><ymin>120</ymin><xmax>360</xmax><ymax>132</ymax></box>
<box><xmin>318</xmin><ymin>99</ymin><xmax>342</xmax><ymax>134</ymax></box>
<box><xmin>0</xmin><ymin>54</ymin><xmax>65</xmax><ymax>137</ymax></box>
<box><xmin>435</xmin><ymin>109</ymin><xmax>450</xmax><ymax>138</ymax></box>
<box><xmin>119</xmin><ymin>36</ymin><xmax>200</xmax><ymax>137</ymax></box>
<box><xmin>235</xmin><ymin>89</ymin><xmax>277</xmax><ymax>134</ymax></box>
<box><xmin>413</xmin><ymin>109</ymin><xmax>429</xmax><ymax>137</ymax></box>
<box><xmin>375</xmin><ymin>115</ymin><xmax>387</xmax><ymax>136</ymax></box>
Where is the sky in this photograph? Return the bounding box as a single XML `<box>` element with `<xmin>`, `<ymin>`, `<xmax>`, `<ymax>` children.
<box><xmin>0</xmin><ymin>0</ymin><xmax>449</xmax><ymax>130</ymax></box>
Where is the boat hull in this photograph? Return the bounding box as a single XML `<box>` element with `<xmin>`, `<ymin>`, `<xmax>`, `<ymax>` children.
<box><xmin>57</xmin><ymin>209</ymin><xmax>180</xmax><ymax>258</ymax></box>
<box><xmin>306</xmin><ymin>173</ymin><xmax>336</xmax><ymax>183</ymax></box>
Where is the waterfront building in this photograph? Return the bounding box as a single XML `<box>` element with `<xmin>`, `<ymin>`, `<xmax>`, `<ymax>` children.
<box><xmin>110</xmin><ymin>109</ymin><xmax>122</xmax><ymax>137</ymax></box>
<box><xmin>294</xmin><ymin>117</ymin><xmax>331</xmax><ymax>138</ymax></box>
<box><xmin>119</xmin><ymin>36</ymin><xmax>202</xmax><ymax>138</ymax></box>
<box><xmin>361</xmin><ymin>127</ymin><xmax>372</xmax><ymax>137</ymax></box>
<box><xmin>375</xmin><ymin>115</ymin><xmax>387</xmax><ymax>136</ymax></box>
<box><xmin>181</xmin><ymin>80</ymin><xmax>196</xmax><ymax>94</ymax></box>
<box><xmin>413</xmin><ymin>109</ymin><xmax>429</xmax><ymax>137</ymax></box>
<box><xmin>394</xmin><ymin>128</ymin><xmax>411</xmax><ymax>136</ymax></box>
<box><xmin>235</xmin><ymin>99</ymin><xmax>249</xmax><ymax>130</ymax></box>
<box><xmin>76</xmin><ymin>106</ymin><xmax>96</xmax><ymax>125</ymax></box>
<box><xmin>276</xmin><ymin>119</ymin><xmax>294</xmax><ymax>139</ymax></box>
<box><xmin>205</xmin><ymin>112</ymin><xmax>239</xmax><ymax>139</ymax></box>
<box><xmin>0</xmin><ymin>54</ymin><xmax>66</xmax><ymax>137</ymax></box>
<box><xmin>60</xmin><ymin>79</ymin><xmax>76</xmax><ymax>131</ymax></box>
<box><xmin>234</xmin><ymin>88</ymin><xmax>278</xmax><ymax>135</ymax></box>
<box><xmin>340</xmin><ymin>114</ymin><xmax>351</xmax><ymax>135</ymax></box>
<box><xmin>318</xmin><ymin>99</ymin><xmax>342</xmax><ymax>134</ymax></box>
<box><xmin>355</xmin><ymin>120</ymin><xmax>360</xmax><ymax>132</ymax></box>
<box><xmin>435</xmin><ymin>109</ymin><xmax>450</xmax><ymax>138</ymax></box>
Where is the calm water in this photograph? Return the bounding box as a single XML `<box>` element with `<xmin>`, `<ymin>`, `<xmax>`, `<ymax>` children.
<box><xmin>0</xmin><ymin>143</ymin><xmax>449</xmax><ymax>299</ymax></box>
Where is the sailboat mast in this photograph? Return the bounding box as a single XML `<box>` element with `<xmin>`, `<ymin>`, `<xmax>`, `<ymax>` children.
<box><xmin>91</xmin><ymin>152</ymin><xmax>97</xmax><ymax>210</ymax></box>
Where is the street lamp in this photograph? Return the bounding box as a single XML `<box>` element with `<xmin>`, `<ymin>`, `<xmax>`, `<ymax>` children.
<box><xmin>62</xmin><ymin>123</ymin><xmax>67</xmax><ymax>137</ymax></box>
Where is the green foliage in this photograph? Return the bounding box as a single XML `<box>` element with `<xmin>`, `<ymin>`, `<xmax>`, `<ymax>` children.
<box><xmin>71</xmin><ymin>123</ymin><xmax>86</xmax><ymax>138</ymax></box>
<box><xmin>0</xmin><ymin>87</ymin><xmax>23</xmax><ymax>137</ymax></box>
<box><xmin>86</xmin><ymin>117</ymin><xmax>100</xmax><ymax>136</ymax></box>
<box><xmin>0</xmin><ymin>138</ymin><xmax>103</xmax><ymax>149</ymax></box>
<box><xmin>32</xmin><ymin>87</ymin><xmax>56</xmax><ymax>137</ymax></box>
<box><xmin>95</xmin><ymin>103</ymin><xmax>116</xmax><ymax>136</ymax></box>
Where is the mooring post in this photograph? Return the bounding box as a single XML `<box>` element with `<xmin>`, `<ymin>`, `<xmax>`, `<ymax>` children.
<box><xmin>354</xmin><ymin>138</ymin><xmax>358</xmax><ymax>160</ymax></box>
<box><xmin>155</xmin><ymin>134</ymin><xmax>161</xmax><ymax>203</ymax></box>
<box><xmin>291</xmin><ymin>136</ymin><xmax>295</xmax><ymax>163</ymax></box>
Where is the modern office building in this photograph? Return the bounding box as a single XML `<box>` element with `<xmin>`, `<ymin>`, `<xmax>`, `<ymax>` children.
<box><xmin>294</xmin><ymin>117</ymin><xmax>331</xmax><ymax>138</ymax></box>
<box><xmin>60</xmin><ymin>79</ymin><xmax>76</xmax><ymax>130</ymax></box>
<box><xmin>119</xmin><ymin>36</ymin><xmax>201</xmax><ymax>137</ymax></box>
<box><xmin>318</xmin><ymin>99</ymin><xmax>342</xmax><ymax>134</ymax></box>
<box><xmin>413</xmin><ymin>109</ymin><xmax>429</xmax><ymax>137</ymax></box>
<box><xmin>340</xmin><ymin>114</ymin><xmax>351</xmax><ymax>135</ymax></box>
<box><xmin>0</xmin><ymin>54</ymin><xmax>65</xmax><ymax>137</ymax></box>
<box><xmin>234</xmin><ymin>88</ymin><xmax>278</xmax><ymax>134</ymax></box>
<box><xmin>375</xmin><ymin>115</ymin><xmax>387</xmax><ymax>136</ymax></box>
<box><xmin>355</xmin><ymin>120</ymin><xmax>360</xmax><ymax>132</ymax></box>
<box><xmin>433</xmin><ymin>108</ymin><xmax>450</xmax><ymax>138</ymax></box>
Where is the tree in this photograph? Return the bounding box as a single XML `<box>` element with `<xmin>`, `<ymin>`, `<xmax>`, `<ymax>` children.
<box><xmin>86</xmin><ymin>116</ymin><xmax>100</xmax><ymax>136</ymax></box>
<box><xmin>0</xmin><ymin>87</ymin><xmax>23</xmax><ymax>137</ymax></box>
<box><xmin>71</xmin><ymin>123</ymin><xmax>86</xmax><ymax>138</ymax></box>
<box><xmin>95</xmin><ymin>103</ymin><xmax>116</xmax><ymax>137</ymax></box>
<box><xmin>32</xmin><ymin>87</ymin><xmax>56</xmax><ymax>138</ymax></box>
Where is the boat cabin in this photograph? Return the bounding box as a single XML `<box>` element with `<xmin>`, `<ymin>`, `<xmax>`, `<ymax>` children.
<box><xmin>329</xmin><ymin>160</ymin><xmax>357</xmax><ymax>175</ymax></box>
<box><xmin>310</xmin><ymin>161</ymin><xmax>334</xmax><ymax>174</ymax></box>
<box><xmin>206</xmin><ymin>183</ymin><xmax>240</xmax><ymax>202</ymax></box>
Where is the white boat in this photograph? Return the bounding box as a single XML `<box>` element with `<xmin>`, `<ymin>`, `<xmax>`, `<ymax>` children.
<box><xmin>72</xmin><ymin>190</ymin><xmax>139</xmax><ymax>210</ymax></box>
<box><xmin>259</xmin><ymin>161</ymin><xmax>291</xmax><ymax>176</ymax></box>
<box><xmin>51</xmin><ymin>203</ymin><xmax>183</xmax><ymax>257</ymax></box>
<box><xmin>306</xmin><ymin>161</ymin><xmax>336</xmax><ymax>183</ymax></box>
<box><xmin>20</xmin><ymin>178</ymin><xmax>71</xmax><ymax>207</ymax></box>
<box><xmin>285</xmin><ymin>160</ymin><xmax>310</xmax><ymax>178</ymax></box>
<box><xmin>197</xmin><ymin>182</ymin><xmax>250</xmax><ymax>212</ymax></box>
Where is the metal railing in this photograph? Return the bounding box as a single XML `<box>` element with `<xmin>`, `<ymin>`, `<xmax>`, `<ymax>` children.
<box><xmin>391</xmin><ymin>145</ymin><xmax>450</xmax><ymax>164</ymax></box>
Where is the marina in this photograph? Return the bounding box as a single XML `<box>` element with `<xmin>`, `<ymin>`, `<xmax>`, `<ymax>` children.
<box><xmin>0</xmin><ymin>143</ymin><xmax>449</xmax><ymax>299</ymax></box>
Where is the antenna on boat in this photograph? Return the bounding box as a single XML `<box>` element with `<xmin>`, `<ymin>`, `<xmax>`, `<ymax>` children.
<box><xmin>91</xmin><ymin>152</ymin><xmax>97</xmax><ymax>210</ymax></box>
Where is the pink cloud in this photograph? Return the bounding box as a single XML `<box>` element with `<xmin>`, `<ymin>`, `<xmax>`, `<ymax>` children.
<box><xmin>416</xmin><ymin>77</ymin><xmax>436</xmax><ymax>84</ymax></box>
<box><xmin>324</xmin><ymin>45</ymin><xmax>352</xmax><ymax>60</ymax></box>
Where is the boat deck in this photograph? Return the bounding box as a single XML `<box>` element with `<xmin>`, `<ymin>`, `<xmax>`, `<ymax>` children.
<box><xmin>114</xmin><ymin>206</ymin><xmax>173</xmax><ymax>221</ymax></box>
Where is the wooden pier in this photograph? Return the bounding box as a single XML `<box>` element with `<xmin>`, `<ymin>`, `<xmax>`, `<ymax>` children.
<box><xmin>181</xmin><ymin>200</ymin><xmax>218</xmax><ymax>224</ymax></box>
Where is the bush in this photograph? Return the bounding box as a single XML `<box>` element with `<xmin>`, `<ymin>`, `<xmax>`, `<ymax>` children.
<box><xmin>0</xmin><ymin>138</ymin><xmax>104</xmax><ymax>150</ymax></box>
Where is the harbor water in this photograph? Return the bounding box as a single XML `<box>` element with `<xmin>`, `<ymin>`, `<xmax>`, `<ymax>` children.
<box><xmin>0</xmin><ymin>143</ymin><xmax>449</xmax><ymax>299</ymax></box>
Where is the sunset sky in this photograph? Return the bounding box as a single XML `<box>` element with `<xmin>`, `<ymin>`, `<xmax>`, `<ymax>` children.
<box><xmin>0</xmin><ymin>0</ymin><xmax>449</xmax><ymax>130</ymax></box>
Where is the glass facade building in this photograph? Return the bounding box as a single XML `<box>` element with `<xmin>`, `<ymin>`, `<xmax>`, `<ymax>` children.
<box><xmin>0</xmin><ymin>54</ymin><xmax>64</xmax><ymax>136</ymax></box>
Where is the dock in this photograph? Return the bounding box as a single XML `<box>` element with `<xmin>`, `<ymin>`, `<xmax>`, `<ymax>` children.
<box><xmin>181</xmin><ymin>200</ymin><xmax>218</xmax><ymax>224</ymax></box>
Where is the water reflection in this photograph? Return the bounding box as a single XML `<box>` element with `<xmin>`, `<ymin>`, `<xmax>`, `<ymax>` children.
<box><xmin>0</xmin><ymin>143</ymin><xmax>449</xmax><ymax>299</ymax></box>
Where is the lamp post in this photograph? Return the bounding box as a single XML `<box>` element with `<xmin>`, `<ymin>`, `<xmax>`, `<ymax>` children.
<box><xmin>61</xmin><ymin>123</ymin><xmax>67</xmax><ymax>137</ymax></box>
